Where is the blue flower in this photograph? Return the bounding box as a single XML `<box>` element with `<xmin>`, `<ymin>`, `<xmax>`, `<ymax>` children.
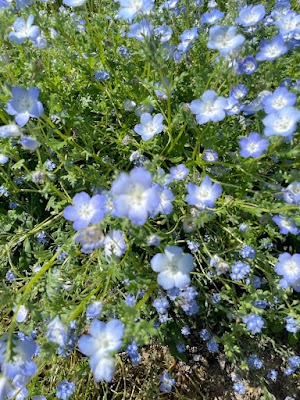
<box><xmin>117</xmin><ymin>0</ymin><xmax>154</xmax><ymax>22</ymax></box>
<box><xmin>207</xmin><ymin>339</ymin><xmax>219</xmax><ymax>352</ymax></box>
<box><xmin>201</xmin><ymin>9</ymin><xmax>224</xmax><ymax>24</ymax></box>
<box><xmin>233</xmin><ymin>382</ymin><xmax>246</xmax><ymax>394</ymax></box>
<box><xmin>207</xmin><ymin>25</ymin><xmax>245</xmax><ymax>56</ymax></box>
<box><xmin>19</xmin><ymin>136</ymin><xmax>39</xmax><ymax>150</ymax></box>
<box><xmin>284</xmin><ymin>316</ymin><xmax>299</xmax><ymax>333</ymax></box>
<box><xmin>262</xmin><ymin>87</ymin><xmax>296</xmax><ymax>114</ymax></box>
<box><xmin>189</xmin><ymin>90</ymin><xmax>228</xmax><ymax>124</ymax></box>
<box><xmin>252</xmin><ymin>300</ymin><xmax>268</xmax><ymax>310</ymax></box>
<box><xmin>8</xmin><ymin>15</ymin><xmax>40</xmax><ymax>44</ymax></box>
<box><xmin>236</xmin><ymin>55</ymin><xmax>258</xmax><ymax>75</ymax></box>
<box><xmin>275</xmin><ymin>253</ymin><xmax>300</xmax><ymax>285</ymax></box>
<box><xmin>46</xmin><ymin>316</ymin><xmax>68</xmax><ymax>347</ymax></box>
<box><xmin>240</xmin><ymin>245</ymin><xmax>256</xmax><ymax>259</ymax></box>
<box><xmin>243</xmin><ymin>314</ymin><xmax>265</xmax><ymax>334</ymax></box>
<box><xmin>230</xmin><ymin>261</ymin><xmax>250</xmax><ymax>280</ymax></box>
<box><xmin>151</xmin><ymin>246</ymin><xmax>194</xmax><ymax>290</ymax></box>
<box><xmin>181</xmin><ymin>326</ymin><xmax>190</xmax><ymax>335</ymax></box>
<box><xmin>236</xmin><ymin>4</ymin><xmax>265</xmax><ymax>26</ymax></box>
<box><xmin>104</xmin><ymin>230</ymin><xmax>126</xmax><ymax>258</ymax></box>
<box><xmin>94</xmin><ymin>70</ymin><xmax>110</xmax><ymax>81</ymax></box>
<box><xmin>78</xmin><ymin>319</ymin><xmax>124</xmax><ymax>382</ymax></box>
<box><xmin>282</xmin><ymin>182</ymin><xmax>300</xmax><ymax>204</ymax></box>
<box><xmin>63</xmin><ymin>0</ymin><xmax>87</xmax><ymax>6</ymax></box>
<box><xmin>64</xmin><ymin>192</ymin><xmax>107</xmax><ymax>231</ymax></box>
<box><xmin>256</xmin><ymin>35</ymin><xmax>288</xmax><ymax>61</ymax></box>
<box><xmin>125</xmin><ymin>294</ymin><xmax>135</xmax><ymax>307</ymax></box>
<box><xmin>238</xmin><ymin>132</ymin><xmax>268</xmax><ymax>158</ymax></box>
<box><xmin>154</xmin><ymin>24</ymin><xmax>173</xmax><ymax>43</ymax></box>
<box><xmin>170</xmin><ymin>164</ymin><xmax>189</xmax><ymax>181</ymax></box>
<box><xmin>86</xmin><ymin>301</ymin><xmax>102</xmax><ymax>320</ymax></box>
<box><xmin>186</xmin><ymin>175</ymin><xmax>222</xmax><ymax>210</ymax></box>
<box><xmin>230</xmin><ymin>84</ymin><xmax>248</xmax><ymax>100</ymax></box>
<box><xmin>134</xmin><ymin>113</ymin><xmax>164</xmax><ymax>141</ymax></box>
<box><xmin>0</xmin><ymin>154</ymin><xmax>8</xmax><ymax>165</ymax></box>
<box><xmin>153</xmin><ymin>298</ymin><xmax>170</xmax><ymax>314</ymax></box>
<box><xmin>74</xmin><ymin>225</ymin><xmax>105</xmax><ymax>253</ymax></box>
<box><xmin>0</xmin><ymin>123</ymin><xmax>21</xmax><ymax>138</ymax></box>
<box><xmin>151</xmin><ymin>184</ymin><xmax>174</xmax><ymax>216</ymax></box>
<box><xmin>128</xmin><ymin>19</ymin><xmax>153</xmax><ymax>41</ymax></box>
<box><xmin>6</xmin><ymin>87</ymin><xmax>44</xmax><ymax>127</ymax></box>
<box><xmin>267</xmin><ymin>369</ymin><xmax>278</xmax><ymax>381</ymax></box>
<box><xmin>110</xmin><ymin>167</ymin><xmax>160</xmax><ymax>225</ymax></box>
<box><xmin>263</xmin><ymin>107</ymin><xmax>300</xmax><ymax>137</ymax></box>
<box><xmin>56</xmin><ymin>381</ymin><xmax>75</xmax><ymax>400</ymax></box>
<box><xmin>159</xmin><ymin>371</ymin><xmax>175</xmax><ymax>393</ymax></box>
<box><xmin>127</xmin><ymin>339</ymin><xmax>141</xmax><ymax>365</ymax></box>
<box><xmin>272</xmin><ymin>215</ymin><xmax>300</xmax><ymax>235</ymax></box>
<box><xmin>247</xmin><ymin>354</ymin><xmax>263</xmax><ymax>369</ymax></box>
<box><xmin>202</xmin><ymin>149</ymin><xmax>219</xmax><ymax>162</ymax></box>
<box><xmin>199</xmin><ymin>329</ymin><xmax>211</xmax><ymax>341</ymax></box>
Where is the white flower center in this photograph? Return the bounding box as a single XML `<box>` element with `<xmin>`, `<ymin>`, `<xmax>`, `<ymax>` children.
<box><xmin>77</xmin><ymin>204</ymin><xmax>95</xmax><ymax>220</ymax></box>
<box><xmin>247</xmin><ymin>142</ymin><xmax>259</xmax><ymax>152</ymax></box>
<box><xmin>274</xmin><ymin>116</ymin><xmax>292</xmax><ymax>132</ymax></box>
<box><xmin>284</xmin><ymin>260</ymin><xmax>299</xmax><ymax>278</ymax></box>
<box><xmin>15</xmin><ymin>93</ymin><xmax>32</xmax><ymax>112</ymax></box>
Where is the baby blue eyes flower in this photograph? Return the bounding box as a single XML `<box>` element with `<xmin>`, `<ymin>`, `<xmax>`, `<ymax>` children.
<box><xmin>236</xmin><ymin>4</ymin><xmax>265</xmax><ymax>26</ymax></box>
<box><xmin>282</xmin><ymin>181</ymin><xmax>300</xmax><ymax>205</ymax></box>
<box><xmin>189</xmin><ymin>90</ymin><xmax>228</xmax><ymax>125</ymax></box>
<box><xmin>238</xmin><ymin>132</ymin><xmax>268</xmax><ymax>158</ymax></box>
<box><xmin>233</xmin><ymin>382</ymin><xmax>246</xmax><ymax>394</ymax></box>
<box><xmin>186</xmin><ymin>175</ymin><xmax>222</xmax><ymax>210</ymax></box>
<box><xmin>272</xmin><ymin>215</ymin><xmax>300</xmax><ymax>235</ymax></box>
<box><xmin>207</xmin><ymin>25</ymin><xmax>245</xmax><ymax>56</ymax></box>
<box><xmin>201</xmin><ymin>9</ymin><xmax>224</xmax><ymax>25</ymax></box>
<box><xmin>0</xmin><ymin>123</ymin><xmax>21</xmax><ymax>138</ymax></box>
<box><xmin>243</xmin><ymin>314</ymin><xmax>265</xmax><ymax>334</ymax></box>
<box><xmin>169</xmin><ymin>164</ymin><xmax>189</xmax><ymax>181</ymax></box>
<box><xmin>236</xmin><ymin>55</ymin><xmax>258</xmax><ymax>75</ymax></box>
<box><xmin>274</xmin><ymin>253</ymin><xmax>300</xmax><ymax>286</ymax></box>
<box><xmin>64</xmin><ymin>192</ymin><xmax>107</xmax><ymax>231</ymax></box>
<box><xmin>0</xmin><ymin>154</ymin><xmax>8</xmax><ymax>165</ymax></box>
<box><xmin>117</xmin><ymin>0</ymin><xmax>154</xmax><ymax>22</ymax></box>
<box><xmin>256</xmin><ymin>35</ymin><xmax>288</xmax><ymax>61</ymax></box>
<box><xmin>128</xmin><ymin>18</ymin><xmax>153</xmax><ymax>41</ymax></box>
<box><xmin>110</xmin><ymin>167</ymin><xmax>160</xmax><ymax>226</ymax></box>
<box><xmin>9</xmin><ymin>15</ymin><xmax>40</xmax><ymax>44</ymax></box>
<box><xmin>62</xmin><ymin>0</ymin><xmax>87</xmax><ymax>7</ymax></box>
<box><xmin>134</xmin><ymin>113</ymin><xmax>164</xmax><ymax>141</ymax></box>
<box><xmin>73</xmin><ymin>225</ymin><xmax>105</xmax><ymax>253</ymax></box>
<box><xmin>230</xmin><ymin>261</ymin><xmax>250</xmax><ymax>280</ymax></box>
<box><xmin>94</xmin><ymin>70</ymin><xmax>110</xmax><ymax>81</ymax></box>
<box><xmin>86</xmin><ymin>301</ymin><xmax>102</xmax><ymax>320</ymax></box>
<box><xmin>284</xmin><ymin>316</ymin><xmax>299</xmax><ymax>333</ymax></box>
<box><xmin>78</xmin><ymin>319</ymin><xmax>124</xmax><ymax>382</ymax></box>
<box><xmin>20</xmin><ymin>136</ymin><xmax>40</xmax><ymax>150</ymax></box>
<box><xmin>151</xmin><ymin>246</ymin><xmax>194</xmax><ymax>290</ymax></box>
<box><xmin>56</xmin><ymin>381</ymin><xmax>75</xmax><ymax>400</ymax></box>
<box><xmin>262</xmin><ymin>106</ymin><xmax>300</xmax><ymax>137</ymax></box>
<box><xmin>46</xmin><ymin>316</ymin><xmax>68</xmax><ymax>347</ymax></box>
<box><xmin>104</xmin><ymin>230</ymin><xmax>126</xmax><ymax>258</ymax></box>
<box><xmin>159</xmin><ymin>371</ymin><xmax>175</xmax><ymax>393</ymax></box>
<box><xmin>6</xmin><ymin>87</ymin><xmax>44</xmax><ymax>127</ymax></box>
<box><xmin>262</xmin><ymin>87</ymin><xmax>296</xmax><ymax>114</ymax></box>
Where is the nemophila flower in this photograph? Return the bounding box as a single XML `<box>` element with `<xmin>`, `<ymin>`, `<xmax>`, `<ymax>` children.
<box><xmin>181</xmin><ymin>326</ymin><xmax>190</xmax><ymax>335</ymax></box>
<box><xmin>78</xmin><ymin>319</ymin><xmax>124</xmax><ymax>382</ymax></box>
<box><xmin>0</xmin><ymin>154</ymin><xmax>8</xmax><ymax>165</ymax></box>
<box><xmin>64</xmin><ymin>192</ymin><xmax>107</xmax><ymax>231</ymax></box>
<box><xmin>0</xmin><ymin>123</ymin><xmax>21</xmax><ymax>138</ymax></box>
<box><xmin>288</xmin><ymin>356</ymin><xmax>300</xmax><ymax>370</ymax></box>
<box><xmin>202</xmin><ymin>149</ymin><xmax>219</xmax><ymax>162</ymax></box>
<box><xmin>159</xmin><ymin>371</ymin><xmax>175</xmax><ymax>393</ymax></box>
<box><xmin>230</xmin><ymin>261</ymin><xmax>250</xmax><ymax>280</ymax></box>
<box><xmin>236</xmin><ymin>4</ymin><xmax>265</xmax><ymax>26</ymax></box>
<box><xmin>176</xmin><ymin>343</ymin><xmax>185</xmax><ymax>353</ymax></box>
<box><xmin>207</xmin><ymin>339</ymin><xmax>219</xmax><ymax>352</ymax></box>
<box><xmin>63</xmin><ymin>0</ymin><xmax>87</xmax><ymax>6</ymax></box>
<box><xmin>211</xmin><ymin>293</ymin><xmax>221</xmax><ymax>304</ymax></box>
<box><xmin>267</xmin><ymin>369</ymin><xmax>278</xmax><ymax>381</ymax></box>
<box><xmin>13</xmin><ymin>304</ymin><xmax>28</xmax><ymax>323</ymax></box>
<box><xmin>125</xmin><ymin>294</ymin><xmax>135</xmax><ymax>307</ymax></box>
<box><xmin>56</xmin><ymin>381</ymin><xmax>75</xmax><ymax>400</ymax></box>
<box><xmin>207</xmin><ymin>25</ymin><xmax>245</xmax><ymax>56</ymax></box>
<box><xmin>86</xmin><ymin>301</ymin><xmax>102</xmax><ymax>320</ymax></box>
<box><xmin>154</xmin><ymin>24</ymin><xmax>173</xmax><ymax>43</ymax></box>
<box><xmin>74</xmin><ymin>225</ymin><xmax>105</xmax><ymax>253</ymax></box>
<box><xmin>201</xmin><ymin>9</ymin><xmax>224</xmax><ymax>24</ymax></box>
<box><xmin>151</xmin><ymin>246</ymin><xmax>194</xmax><ymax>290</ymax></box>
<box><xmin>233</xmin><ymin>382</ymin><xmax>246</xmax><ymax>394</ymax></box>
<box><xmin>240</xmin><ymin>245</ymin><xmax>256</xmax><ymax>259</ymax></box>
<box><xmin>128</xmin><ymin>18</ymin><xmax>153</xmax><ymax>41</ymax></box>
<box><xmin>256</xmin><ymin>35</ymin><xmax>288</xmax><ymax>61</ymax></box>
<box><xmin>19</xmin><ymin>136</ymin><xmax>39</xmax><ymax>150</ymax></box>
<box><xmin>44</xmin><ymin>159</ymin><xmax>56</xmax><ymax>171</ymax></box>
<box><xmin>242</xmin><ymin>90</ymin><xmax>271</xmax><ymax>115</ymax></box>
<box><xmin>243</xmin><ymin>314</ymin><xmax>265</xmax><ymax>334</ymax></box>
<box><xmin>46</xmin><ymin>316</ymin><xmax>68</xmax><ymax>347</ymax></box>
<box><xmin>104</xmin><ymin>230</ymin><xmax>126</xmax><ymax>258</ymax></box>
<box><xmin>152</xmin><ymin>185</ymin><xmax>174</xmax><ymax>216</ymax></box>
<box><xmin>275</xmin><ymin>11</ymin><xmax>300</xmax><ymax>36</ymax></box>
<box><xmin>186</xmin><ymin>175</ymin><xmax>222</xmax><ymax>210</ymax></box>
<box><xmin>262</xmin><ymin>87</ymin><xmax>296</xmax><ymax>114</ymax></box>
<box><xmin>282</xmin><ymin>181</ymin><xmax>300</xmax><ymax>204</ymax></box>
<box><xmin>110</xmin><ymin>167</ymin><xmax>160</xmax><ymax>225</ymax></box>
<box><xmin>6</xmin><ymin>87</ymin><xmax>44</xmax><ymax>127</ymax></box>
<box><xmin>230</xmin><ymin>84</ymin><xmax>248</xmax><ymax>100</ymax></box>
<box><xmin>146</xmin><ymin>234</ymin><xmax>161</xmax><ymax>246</ymax></box>
<box><xmin>284</xmin><ymin>316</ymin><xmax>299</xmax><ymax>333</ymax></box>
<box><xmin>0</xmin><ymin>186</ymin><xmax>9</xmax><ymax>197</ymax></box>
<box><xmin>153</xmin><ymin>298</ymin><xmax>170</xmax><ymax>314</ymax></box>
<box><xmin>252</xmin><ymin>300</ymin><xmax>268</xmax><ymax>309</ymax></box>
<box><xmin>118</xmin><ymin>45</ymin><xmax>131</xmax><ymax>59</ymax></box>
<box><xmin>247</xmin><ymin>354</ymin><xmax>263</xmax><ymax>369</ymax></box>
<box><xmin>236</xmin><ymin>55</ymin><xmax>258</xmax><ymax>75</ymax></box>
<box><xmin>187</xmin><ymin>240</ymin><xmax>200</xmax><ymax>253</ymax></box>
<box><xmin>134</xmin><ymin>113</ymin><xmax>164</xmax><ymax>141</ymax></box>
<box><xmin>117</xmin><ymin>0</ymin><xmax>153</xmax><ymax>21</ymax></box>
<box><xmin>272</xmin><ymin>215</ymin><xmax>300</xmax><ymax>235</ymax></box>
<box><xmin>238</xmin><ymin>132</ymin><xmax>268</xmax><ymax>158</ymax></box>
<box><xmin>8</xmin><ymin>15</ymin><xmax>40</xmax><ymax>44</ymax></box>
<box><xmin>170</xmin><ymin>164</ymin><xmax>189</xmax><ymax>181</ymax></box>
<box><xmin>127</xmin><ymin>339</ymin><xmax>141</xmax><ymax>365</ymax></box>
<box><xmin>200</xmin><ymin>329</ymin><xmax>211</xmax><ymax>341</ymax></box>
<box><xmin>189</xmin><ymin>90</ymin><xmax>227</xmax><ymax>124</ymax></box>
<box><xmin>263</xmin><ymin>107</ymin><xmax>300</xmax><ymax>137</ymax></box>
<box><xmin>94</xmin><ymin>70</ymin><xmax>110</xmax><ymax>81</ymax></box>
<box><xmin>275</xmin><ymin>253</ymin><xmax>300</xmax><ymax>285</ymax></box>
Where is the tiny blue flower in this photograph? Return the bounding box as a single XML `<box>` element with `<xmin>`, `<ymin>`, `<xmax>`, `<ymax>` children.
<box><xmin>189</xmin><ymin>90</ymin><xmax>228</xmax><ymax>124</ymax></box>
<box><xmin>207</xmin><ymin>339</ymin><xmax>219</xmax><ymax>352</ymax></box>
<box><xmin>243</xmin><ymin>314</ymin><xmax>265</xmax><ymax>334</ymax></box>
<box><xmin>125</xmin><ymin>294</ymin><xmax>136</xmax><ymax>307</ymax></box>
<box><xmin>94</xmin><ymin>70</ymin><xmax>110</xmax><ymax>81</ymax></box>
<box><xmin>134</xmin><ymin>113</ymin><xmax>164</xmax><ymax>141</ymax></box>
<box><xmin>284</xmin><ymin>316</ymin><xmax>299</xmax><ymax>333</ymax></box>
<box><xmin>247</xmin><ymin>354</ymin><xmax>263</xmax><ymax>369</ymax></box>
<box><xmin>128</xmin><ymin>19</ymin><xmax>153</xmax><ymax>41</ymax></box>
<box><xmin>104</xmin><ymin>230</ymin><xmax>126</xmax><ymax>258</ymax></box>
<box><xmin>170</xmin><ymin>164</ymin><xmax>189</xmax><ymax>181</ymax></box>
<box><xmin>274</xmin><ymin>253</ymin><xmax>300</xmax><ymax>285</ymax></box>
<box><xmin>233</xmin><ymin>382</ymin><xmax>246</xmax><ymax>394</ymax></box>
<box><xmin>56</xmin><ymin>381</ymin><xmax>75</xmax><ymax>400</ymax></box>
<box><xmin>230</xmin><ymin>261</ymin><xmax>250</xmax><ymax>280</ymax></box>
<box><xmin>186</xmin><ymin>175</ymin><xmax>222</xmax><ymax>210</ymax></box>
<box><xmin>159</xmin><ymin>371</ymin><xmax>175</xmax><ymax>393</ymax></box>
<box><xmin>240</xmin><ymin>245</ymin><xmax>256</xmax><ymax>259</ymax></box>
<box><xmin>86</xmin><ymin>301</ymin><xmax>102</xmax><ymax>320</ymax></box>
<box><xmin>238</xmin><ymin>132</ymin><xmax>268</xmax><ymax>158</ymax></box>
<box><xmin>267</xmin><ymin>369</ymin><xmax>278</xmax><ymax>381</ymax></box>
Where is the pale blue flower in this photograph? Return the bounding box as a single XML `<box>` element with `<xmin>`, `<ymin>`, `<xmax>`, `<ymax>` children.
<box><xmin>104</xmin><ymin>230</ymin><xmax>126</xmax><ymax>258</ymax></box>
<box><xmin>186</xmin><ymin>175</ymin><xmax>222</xmax><ymax>209</ymax></box>
<box><xmin>19</xmin><ymin>136</ymin><xmax>39</xmax><ymax>150</ymax></box>
<box><xmin>236</xmin><ymin>4</ymin><xmax>265</xmax><ymax>26</ymax></box>
<box><xmin>134</xmin><ymin>113</ymin><xmax>164</xmax><ymax>141</ymax></box>
<box><xmin>110</xmin><ymin>167</ymin><xmax>160</xmax><ymax>225</ymax></box>
<box><xmin>128</xmin><ymin>19</ymin><xmax>153</xmax><ymax>41</ymax></box>
<box><xmin>6</xmin><ymin>87</ymin><xmax>44</xmax><ymax>127</ymax></box>
<box><xmin>73</xmin><ymin>225</ymin><xmax>105</xmax><ymax>253</ymax></box>
<box><xmin>201</xmin><ymin>9</ymin><xmax>224</xmax><ymax>25</ymax></box>
<box><xmin>46</xmin><ymin>316</ymin><xmax>68</xmax><ymax>347</ymax></box>
<box><xmin>238</xmin><ymin>132</ymin><xmax>268</xmax><ymax>158</ymax></box>
<box><xmin>56</xmin><ymin>381</ymin><xmax>75</xmax><ymax>400</ymax></box>
<box><xmin>151</xmin><ymin>246</ymin><xmax>194</xmax><ymax>290</ymax></box>
<box><xmin>8</xmin><ymin>15</ymin><xmax>40</xmax><ymax>44</ymax></box>
<box><xmin>159</xmin><ymin>371</ymin><xmax>175</xmax><ymax>393</ymax></box>
<box><xmin>263</xmin><ymin>106</ymin><xmax>300</xmax><ymax>137</ymax></box>
<box><xmin>262</xmin><ymin>87</ymin><xmax>297</xmax><ymax>114</ymax></box>
<box><xmin>0</xmin><ymin>154</ymin><xmax>8</xmax><ymax>165</ymax></box>
<box><xmin>272</xmin><ymin>215</ymin><xmax>300</xmax><ymax>235</ymax></box>
<box><xmin>117</xmin><ymin>0</ymin><xmax>154</xmax><ymax>22</ymax></box>
<box><xmin>207</xmin><ymin>25</ymin><xmax>245</xmax><ymax>56</ymax></box>
<box><xmin>275</xmin><ymin>253</ymin><xmax>300</xmax><ymax>285</ymax></box>
<box><xmin>63</xmin><ymin>0</ymin><xmax>87</xmax><ymax>7</ymax></box>
<box><xmin>64</xmin><ymin>192</ymin><xmax>107</xmax><ymax>231</ymax></box>
<box><xmin>78</xmin><ymin>319</ymin><xmax>124</xmax><ymax>382</ymax></box>
<box><xmin>0</xmin><ymin>124</ymin><xmax>21</xmax><ymax>138</ymax></box>
<box><xmin>170</xmin><ymin>164</ymin><xmax>189</xmax><ymax>181</ymax></box>
<box><xmin>189</xmin><ymin>90</ymin><xmax>228</xmax><ymax>124</ymax></box>
<box><xmin>256</xmin><ymin>35</ymin><xmax>288</xmax><ymax>61</ymax></box>
<box><xmin>243</xmin><ymin>314</ymin><xmax>265</xmax><ymax>334</ymax></box>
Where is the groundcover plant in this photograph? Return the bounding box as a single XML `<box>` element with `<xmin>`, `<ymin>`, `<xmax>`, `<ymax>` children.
<box><xmin>0</xmin><ymin>0</ymin><xmax>300</xmax><ymax>398</ymax></box>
